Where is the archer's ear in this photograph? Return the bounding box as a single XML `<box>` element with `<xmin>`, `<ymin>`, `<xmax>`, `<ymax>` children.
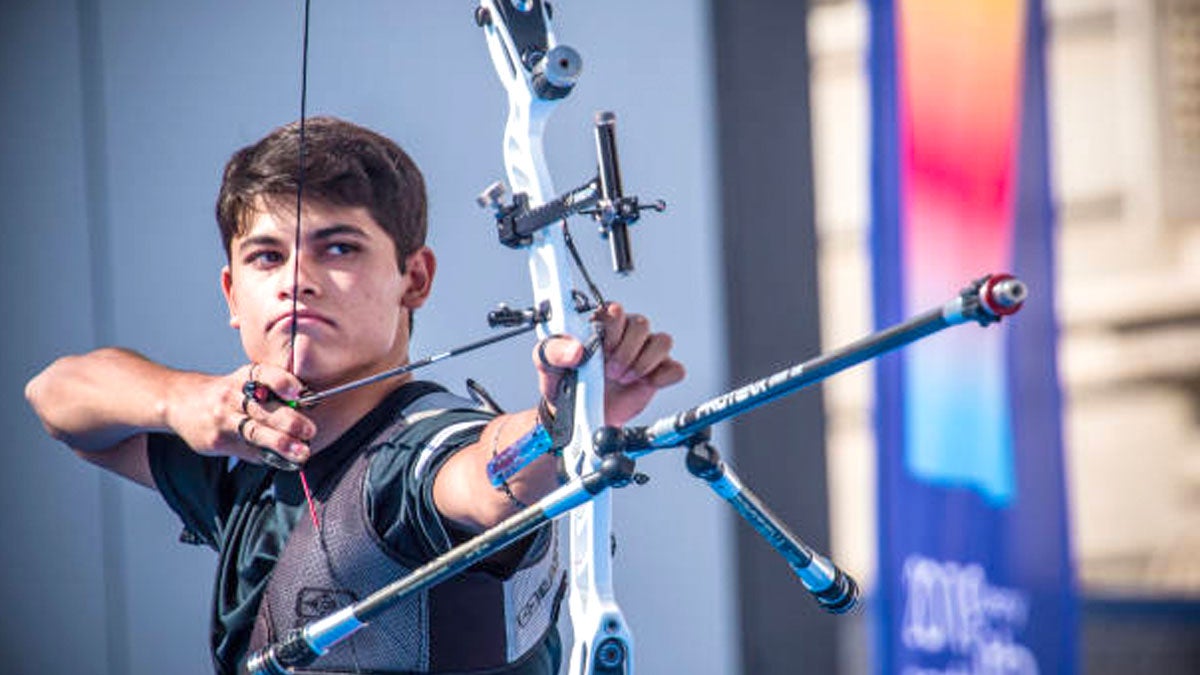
<box><xmin>221</xmin><ymin>265</ymin><xmax>240</xmax><ymax>329</ymax></box>
<box><xmin>401</xmin><ymin>247</ymin><xmax>436</xmax><ymax>310</ymax></box>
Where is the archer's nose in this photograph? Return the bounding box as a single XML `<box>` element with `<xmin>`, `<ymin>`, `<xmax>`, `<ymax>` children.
<box><xmin>276</xmin><ymin>254</ymin><xmax>320</xmax><ymax>300</ymax></box>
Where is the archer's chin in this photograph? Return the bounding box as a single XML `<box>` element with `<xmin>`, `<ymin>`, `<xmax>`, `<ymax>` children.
<box><xmin>287</xmin><ymin>351</ymin><xmax>337</xmax><ymax>388</ymax></box>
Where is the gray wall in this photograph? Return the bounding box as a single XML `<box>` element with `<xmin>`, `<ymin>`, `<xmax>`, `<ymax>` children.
<box><xmin>711</xmin><ymin>3</ymin><xmax>834</xmax><ymax>673</ymax></box>
<box><xmin>2</xmin><ymin>2</ymin><xmax>734</xmax><ymax>673</ymax></box>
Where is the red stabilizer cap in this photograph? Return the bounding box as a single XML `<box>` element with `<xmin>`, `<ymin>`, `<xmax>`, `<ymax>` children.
<box><xmin>980</xmin><ymin>273</ymin><xmax>1026</xmax><ymax>317</ymax></box>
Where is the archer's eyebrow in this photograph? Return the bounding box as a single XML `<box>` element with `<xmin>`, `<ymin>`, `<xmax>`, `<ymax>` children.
<box><xmin>237</xmin><ymin>233</ymin><xmax>287</xmax><ymax>254</ymax></box>
<box><xmin>237</xmin><ymin>224</ymin><xmax>368</xmax><ymax>254</ymax></box>
<box><xmin>308</xmin><ymin>223</ymin><xmax>370</xmax><ymax>241</ymax></box>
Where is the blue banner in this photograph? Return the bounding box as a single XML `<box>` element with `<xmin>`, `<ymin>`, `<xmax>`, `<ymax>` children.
<box><xmin>869</xmin><ymin>1</ymin><xmax>1077</xmax><ymax>673</ymax></box>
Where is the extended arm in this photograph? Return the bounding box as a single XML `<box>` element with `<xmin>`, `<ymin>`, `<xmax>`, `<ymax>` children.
<box><xmin>433</xmin><ymin>303</ymin><xmax>684</xmax><ymax>532</ymax></box>
<box><xmin>25</xmin><ymin>347</ymin><xmax>313</xmax><ymax>488</ymax></box>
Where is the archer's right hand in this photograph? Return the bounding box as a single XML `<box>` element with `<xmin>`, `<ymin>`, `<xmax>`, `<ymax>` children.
<box><xmin>167</xmin><ymin>363</ymin><xmax>315</xmax><ymax>466</ymax></box>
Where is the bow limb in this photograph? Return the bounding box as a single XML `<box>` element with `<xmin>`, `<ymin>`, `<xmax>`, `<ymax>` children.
<box><xmin>479</xmin><ymin>2</ymin><xmax>632</xmax><ymax>672</ymax></box>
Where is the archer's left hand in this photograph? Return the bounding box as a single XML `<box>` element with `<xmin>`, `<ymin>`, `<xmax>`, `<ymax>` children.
<box><xmin>534</xmin><ymin>302</ymin><xmax>685</xmax><ymax>427</ymax></box>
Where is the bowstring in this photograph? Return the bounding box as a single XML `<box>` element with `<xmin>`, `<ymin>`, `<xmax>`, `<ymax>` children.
<box><xmin>290</xmin><ymin>0</ymin><xmax>320</xmax><ymax>531</ymax></box>
<box><xmin>291</xmin><ymin>13</ymin><xmax>361</xmax><ymax>667</ymax></box>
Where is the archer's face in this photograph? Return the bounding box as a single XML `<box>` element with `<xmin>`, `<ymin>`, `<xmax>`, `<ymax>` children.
<box><xmin>221</xmin><ymin>198</ymin><xmax>434</xmax><ymax>389</ymax></box>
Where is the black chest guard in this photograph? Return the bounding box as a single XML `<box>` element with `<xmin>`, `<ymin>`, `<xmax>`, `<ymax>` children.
<box><xmin>246</xmin><ymin>392</ymin><xmax>563</xmax><ymax>674</ymax></box>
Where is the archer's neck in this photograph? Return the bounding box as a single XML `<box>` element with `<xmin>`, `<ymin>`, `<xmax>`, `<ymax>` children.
<box><xmin>305</xmin><ymin>374</ymin><xmax>412</xmax><ymax>455</ymax></box>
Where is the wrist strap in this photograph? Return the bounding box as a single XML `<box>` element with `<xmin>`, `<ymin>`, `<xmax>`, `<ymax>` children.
<box><xmin>490</xmin><ymin>417</ymin><xmax>528</xmax><ymax>509</ymax></box>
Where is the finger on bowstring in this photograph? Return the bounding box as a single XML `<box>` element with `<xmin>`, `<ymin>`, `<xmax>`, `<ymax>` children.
<box><xmin>607</xmin><ymin>313</ymin><xmax>650</xmax><ymax>380</ymax></box>
<box><xmin>237</xmin><ymin>416</ymin><xmax>310</xmax><ymax>465</ymax></box>
<box><xmin>618</xmin><ymin>332</ymin><xmax>675</xmax><ymax>385</ymax></box>
<box><xmin>246</xmin><ymin>362</ymin><xmax>306</xmax><ymax>405</ymax></box>
<box><xmin>595</xmin><ymin>301</ymin><xmax>627</xmax><ymax>355</ymax></box>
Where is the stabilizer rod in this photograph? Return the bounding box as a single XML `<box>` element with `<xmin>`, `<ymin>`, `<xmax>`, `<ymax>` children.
<box><xmin>685</xmin><ymin>437</ymin><xmax>857</xmax><ymax>614</ymax></box>
<box><xmin>629</xmin><ymin>274</ymin><xmax>1026</xmax><ymax>452</ymax></box>
<box><xmin>243</xmin><ymin>454</ymin><xmax>638</xmax><ymax>674</ymax></box>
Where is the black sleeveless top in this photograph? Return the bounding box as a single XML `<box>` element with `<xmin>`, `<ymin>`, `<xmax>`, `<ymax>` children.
<box><xmin>149</xmin><ymin>381</ymin><xmax>562</xmax><ymax>674</ymax></box>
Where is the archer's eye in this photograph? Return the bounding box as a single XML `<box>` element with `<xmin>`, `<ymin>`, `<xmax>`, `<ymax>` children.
<box><xmin>245</xmin><ymin>250</ymin><xmax>285</xmax><ymax>267</ymax></box>
<box><xmin>325</xmin><ymin>241</ymin><xmax>360</xmax><ymax>257</ymax></box>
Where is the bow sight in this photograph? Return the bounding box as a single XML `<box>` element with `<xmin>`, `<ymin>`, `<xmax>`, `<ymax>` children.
<box><xmin>477</xmin><ymin>111</ymin><xmax>666</xmax><ymax>274</ymax></box>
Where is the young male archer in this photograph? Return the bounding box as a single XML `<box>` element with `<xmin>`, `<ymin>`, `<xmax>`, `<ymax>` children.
<box><xmin>26</xmin><ymin>116</ymin><xmax>684</xmax><ymax>674</ymax></box>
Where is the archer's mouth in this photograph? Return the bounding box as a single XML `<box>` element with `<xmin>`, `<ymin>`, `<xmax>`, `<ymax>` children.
<box><xmin>269</xmin><ymin>310</ymin><xmax>336</xmax><ymax>333</ymax></box>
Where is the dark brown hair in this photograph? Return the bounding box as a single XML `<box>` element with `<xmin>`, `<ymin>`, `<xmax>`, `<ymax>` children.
<box><xmin>216</xmin><ymin>116</ymin><xmax>427</xmax><ymax>267</ymax></box>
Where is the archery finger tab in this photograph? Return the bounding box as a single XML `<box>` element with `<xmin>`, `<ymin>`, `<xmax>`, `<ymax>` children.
<box><xmin>259</xmin><ymin>449</ymin><xmax>302</xmax><ymax>472</ymax></box>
